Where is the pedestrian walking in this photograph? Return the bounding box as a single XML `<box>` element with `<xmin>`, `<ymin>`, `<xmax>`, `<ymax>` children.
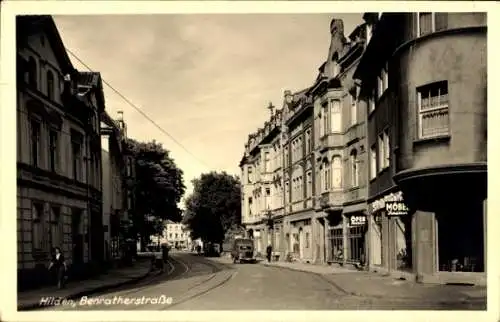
<box><xmin>266</xmin><ymin>243</ymin><xmax>273</xmax><ymax>263</ymax></box>
<box><xmin>48</xmin><ymin>247</ymin><xmax>67</xmax><ymax>289</ymax></box>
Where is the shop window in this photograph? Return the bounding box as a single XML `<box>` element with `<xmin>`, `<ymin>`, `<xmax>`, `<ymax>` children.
<box><xmin>329</xmin><ymin>227</ymin><xmax>343</xmax><ymax>262</ymax></box>
<box><xmin>437</xmin><ymin>202</ymin><xmax>484</xmax><ymax>272</ymax></box>
<box><xmin>348</xmin><ymin>225</ymin><xmax>366</xmax><ymax>264</ymax></box>
<box><xmin>372</xmin><ymin>215</ymin><xmax>383</xmax><ymax>266</ymax></box>
<box><xmin>395</xmin><ymin>216</ymin><xmax>412</xmax><ymax>271</ymax></box>
<box><xmin>417</xmin><ymin>81</ymin><xmax>449</xmax><ymax>139</ymax></box>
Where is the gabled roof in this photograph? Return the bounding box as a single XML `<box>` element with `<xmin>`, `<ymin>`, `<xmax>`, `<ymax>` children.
<box><xmin>16</xmin><ymin>15</ymin><xmax>76</xmax><ymax>75</ymax></box>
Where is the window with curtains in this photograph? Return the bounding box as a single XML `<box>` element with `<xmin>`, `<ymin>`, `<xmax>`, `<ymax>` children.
<box><xmin>350</xmin><ymin>150</ymin><xmax>359</xmax><ymax>188</ymax></box>
<box><xmin>330</xmin><ymin>100</ymin><xmax>342</xmax><ymax>133</ymax></box>
<box><xmin>417</xmin><ymin>81</ymin><xmax>450</xmax><ymax>139</ymax></box>
<box><xmin>332</xmin><ymin>156</ymin><xmax>342</xmax><ymax>190</ymax></box>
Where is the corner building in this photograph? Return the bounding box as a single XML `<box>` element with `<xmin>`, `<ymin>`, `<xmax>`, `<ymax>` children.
<box><xmin>354</xmin><ymin>12</ymin><xmax>486</xmax><ymax>285</ymax></box>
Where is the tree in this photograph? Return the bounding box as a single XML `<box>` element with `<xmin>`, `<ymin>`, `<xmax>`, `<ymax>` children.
<box><xmin>125</xmin><ymin>139</ymin><xmax>186</xmax><ymax>249</ymax></box>
<box><xmin>183</xmin><ymin>171</ymin><xmax>241</xmax><ymax>244</ymax></box>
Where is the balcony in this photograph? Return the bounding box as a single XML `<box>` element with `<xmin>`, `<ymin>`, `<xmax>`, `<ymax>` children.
<box><xmin>260</xmin><ymin>172</ymin><xmax>273</xmax><ymax>183</ymax></box>
<box><xmin>317</xmin><ymin>133</ymin><xmax>343</xmax><ymax>151</ymax></box>
<box><xmin>345</xmin><ymin>123</ymin><xmax>366</xmax><ymax>145</ymax></box>
<box><xmin>318</xmin><ymin>190</ymin><xmax>343</xmax><ymax>210</ymax></box>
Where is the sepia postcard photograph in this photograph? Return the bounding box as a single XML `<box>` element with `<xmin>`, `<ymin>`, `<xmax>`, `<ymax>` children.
<box><xmin>0</xmin><ymin>1</ymin><xmax>498</xmax><ymax>322</ymax></box>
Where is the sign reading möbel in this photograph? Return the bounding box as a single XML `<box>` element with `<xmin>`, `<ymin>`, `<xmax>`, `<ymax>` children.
<box><xmin>385</xmin><ymin>201</ymin><xmax>409</xmax><ymax>216</ymax></box>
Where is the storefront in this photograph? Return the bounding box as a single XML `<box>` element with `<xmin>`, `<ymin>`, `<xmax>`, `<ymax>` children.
<box><xmin>288</xmin><ymin>218</ymin><xmax>312</xmax><ymax>261</ymax></box>
<box><xmin>368</xmin><ymin>190</ymin><xmax>412</xmax><ymax>276</ymax></box>
<box><xmin>346</xmin><ymin>213</ymin><xmax>368</xmax><ymax>266</ymax></box>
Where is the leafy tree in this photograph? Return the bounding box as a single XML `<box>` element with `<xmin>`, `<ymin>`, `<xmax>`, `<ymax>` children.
<box><xmin>183</xmin><ymin>171</ymin><xmax>241</xmax><ymax>244</ymax></box>
<box><xmin>125</xmin><ymin>139</ymin><xmax>186</xmax><ymax>250</ymax></box>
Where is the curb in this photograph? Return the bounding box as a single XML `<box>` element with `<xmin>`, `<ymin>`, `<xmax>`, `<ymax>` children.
<box><xmin>18</xmin><ymin>266</ymin><xmax>153</xmax><ymax>311</ymax></box>
<box><xmin>261</xmin><ymin>263</ymin><xmax>486</xmax><ymax>304</ymax></box>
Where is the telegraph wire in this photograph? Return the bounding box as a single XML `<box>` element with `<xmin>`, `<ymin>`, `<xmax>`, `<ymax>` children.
<box><xmin>64</xmin><ymin>47</ymin><xmax>212</xmax><ymax>169</ymax></box>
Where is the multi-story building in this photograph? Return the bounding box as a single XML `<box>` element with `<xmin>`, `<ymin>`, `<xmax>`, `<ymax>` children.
<box><xmin>354</xmin><ymin>12</ymin><xmax>487</xmax><ymax>285</ymax></box>
<box><xmin>240</xmin><ymin>104</ymin><xmax>284</xmax><ymax>256</ymax></box>
<box><xmin>101</xmin><ymin>110</ymin><xmax>135</xmax><ymax>260</ymax></box>
<box><xmin>16</xmin><ymin>16</ymin><xmax>105</xmax><ymax>288</ymax></box>
<box><xmin>163</xmin><ymin>220</ymin><xmax>190</xmax><ymax>249</ymax></box>
<box><xmin>305</xmin><ymin>18</ymin><xmax>369</xmax><ymax>266</ymax></box>
<box><xmin>281</xmin><ymin>89</ymin><xmax>316</xmax><ymax>262</ymax></box>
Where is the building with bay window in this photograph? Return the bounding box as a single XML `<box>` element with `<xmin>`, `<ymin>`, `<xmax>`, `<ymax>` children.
<box><xmin>16</xmin><ymin>16</ymin><xmax>105</xmax><ymax>289</ymax></box>
<box><xmin>354</xmin><ymin>12</ymin><xmax>486</xmax><ymax>285</ymax></box>
<box><xmin>307</xmin><ymin>18</ymin><xmax>370</xmax><ymax>267</ymax></box>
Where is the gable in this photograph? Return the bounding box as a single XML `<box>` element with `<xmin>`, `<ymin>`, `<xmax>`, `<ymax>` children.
<box><xmin>17</xmin><ymin>16</ymin><xmax>74</xmax><ymax>75</ymax></box>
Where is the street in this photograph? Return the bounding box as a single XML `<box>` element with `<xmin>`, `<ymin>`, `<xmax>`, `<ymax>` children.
<box><xmin>38</xmin><ymin>252</ymin><xmax>486</xmax><ymax>311</ymax></box>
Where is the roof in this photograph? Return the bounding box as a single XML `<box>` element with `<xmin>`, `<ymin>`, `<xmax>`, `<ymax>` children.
<box><xmin>16</xmin><ymin>15</ymin><xmax>76</xmax><ymax>75</ymax></box>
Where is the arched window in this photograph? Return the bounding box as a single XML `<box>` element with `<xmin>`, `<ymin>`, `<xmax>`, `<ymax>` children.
<box><xmin>323</xmin><ymin>160</ymin><xmax>331</xmax><ymax>191</ymax></box>
<box><xmin>27</xmin><ymin>57</ymin><xmax>37</xmax><ymax>88</ymax></box>
<box><xmin>332</xmin><ymin>156</ymin><xmax>342</xmax><ymax>190</ymax></box>
<box><xmin>350</xmin><ymin>150</ymin><xmax>359</xmax><ymax>188</ymax></box>
<box><xmin>46</xmin><ymin>70</ymin><xmax>54</xmax><ymax>100</ymax></box>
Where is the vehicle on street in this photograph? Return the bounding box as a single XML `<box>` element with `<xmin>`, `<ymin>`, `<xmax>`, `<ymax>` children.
<box><xmin>230</xmin><ymin>238</ymin><xmax>255</xmax><ymax>263</ymax></box>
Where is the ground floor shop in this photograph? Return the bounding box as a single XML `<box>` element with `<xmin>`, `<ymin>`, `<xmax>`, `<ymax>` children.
<box><xmin>284</xmin><ymin>210</ymin><xmax>315</xmax><ymax>262</ymax></box>
<box><xmin>325</xmin><ymin>208</ymin><xmax>368</xmax><ymax>267</ymax></box>
<box><xmin>368</xmin><ymin>190</ymin><xmax>412</xmax><ymax>277</ymax></box>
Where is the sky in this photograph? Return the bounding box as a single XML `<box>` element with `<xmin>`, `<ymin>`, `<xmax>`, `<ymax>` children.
<box><xmin>53</xmin><ymin>13</ymin><xmax>363</xmax><ymax>206</ymax></box>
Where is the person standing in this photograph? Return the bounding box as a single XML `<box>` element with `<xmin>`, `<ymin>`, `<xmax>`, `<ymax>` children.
<box><xmin>266</xmin><ymin>243</ymin><xmax>273</xmax><ymax>263</ymax></box>
<box><xmin>48</xmin><ymin>247</ymin><xmax>67</xmax><ymax>289</ymax></box>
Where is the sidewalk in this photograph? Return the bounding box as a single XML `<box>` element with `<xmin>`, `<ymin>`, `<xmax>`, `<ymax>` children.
<box><xmin>18</xmin><ymin>259</ymin><xmax>153</xmax><ymax>311</ymax></box>
<box><xmin>262</xmin><ymin>261</ymin><xmax>487</xmax><ymax>303</ymax></box>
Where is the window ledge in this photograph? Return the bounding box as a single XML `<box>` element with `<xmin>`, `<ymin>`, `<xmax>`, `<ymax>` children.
<box><xmin>413</xmin><ymin>135</ymin><xmax>451</xmax><ymax>148</ymax></box>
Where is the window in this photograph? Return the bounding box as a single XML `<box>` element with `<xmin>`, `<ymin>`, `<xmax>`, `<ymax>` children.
<box><xmin>48</xmin><ymin>130</ymin><xmax>58</xmax><ymax>172</ymax></box>
<box><xmin>306</xmin><ymin>129</ymin><xmax>312</xmax><ymax>154</ymax></box>
<box><xmin>418</xmin><ymin>13</ymin><xmax>448</xmax><ymax>37</ymax></box>
<box><xmin>383</xmin><ymin>129</ymin><xmax>390</xmax><ymax>168</ymax></box>
<box><xmin>50</xmin><ymin>206</ymin><xmax>62</xmax><ymax>249</ymax></box>
<box><xmin>332</xmin><ymin>156</ymin><xmax>342</xmax><ymax>190</ymax></box>
<box><xmin>378</xmin><ymin>134</ymin><xmax>385</xmax><ymax>172</ymax></box>
<box><xmin>350</xmin><ymin>150</ymin><xmax>359</xmax><ymax>188</ymax></box>
<box><xmin>305</xmin><ymin>232</ymin><xmax>310</xmax><ymax>248</ymax></box>
<box><xmin>370</xmin><ymin>145</ymin><xmax>377</xmax><ymax>179</ymax></box>
<box><xmin>30</xmin><ymin>119</ymin><xmax>41</xmax><ymax>167</ymax></box>
<box><xmin>306</xmin><ymin>171</ymin><xmax>312</xmax><ymax>198</ymax></box>
<box><xmin>32</xmin><ymin>203</ymin><xmax>46</xmax><ymax>252</ymax></box>
<box><xmin>350</xmin><ymin>93</ymin><xmax>357</xmax><ymax>125</ymax></box>
<box><xmin>377</xmin><ymin>65</ymin><xmax>388</xmax><ymax>99</ymax></box>
<box><xmin>369</xmin><ymin>90</ymin><xmax>376</xmax><ymax>113</ymax></box>
<box><xmin>322</xmin><ymin>102</ymin><xmax>329</xmax><ymax>136</ymax></box>
<box><xmin>247</xmin><ymin>167</ymin><xmax>253</xmax><ymax>184</ymax></box>
<box><xmin>71</xmin><ymin>138</ymin><xmax>82</xmax><ymax>181</ymax></box>
<box><xmin>284</xmin><ymin>146</ymin><xmax>289</xmax><ymax>168</ymax></box>
<box><xmin>417</xmin><ymin>81</ymin><xmax>449</xmax><ymax>139</ymax></box>
<box><xmin>285</xmin><ymin>181</ymin><xmax>290</xmax><ymax>203</ymax></box>
<box><xmin>266</xmin><ymin>188</ymin><xmax>271</xmax><ymax>196</ymax></box>
<box><xmin>324</xmin><ymin>162</ymin><xmax>331</xmax><ymax>191</ymax></box>
<box><xmin>27</xmin><ymin>57</ymin><xmax>37</xmax><ymax>88</ymax></box>
<box><xmin>330</xmin><ymin>100</ymin><xmax>342</xmax><ymax>132</ymax></box>
<box><xmin>46</xmin><ymin>70</ymin><xmax>54</xmax><ymax>100</ymax></box>
<box><xmin>264</xmin><ymin>152</ymin><xmax>270</xmax><ymax>172</ymax></box>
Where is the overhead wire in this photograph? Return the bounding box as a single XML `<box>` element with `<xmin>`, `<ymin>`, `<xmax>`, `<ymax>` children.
<box><xmin>64</xmin><ymin>47</ymin><xmax>211</xmax><ymax>169</ymax></box>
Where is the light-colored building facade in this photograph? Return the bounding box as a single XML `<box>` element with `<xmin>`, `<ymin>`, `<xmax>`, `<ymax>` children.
<box><xmin>163</xmin><ymin>220</ymin><xmax>191</xmax><ymax>248</ymax></box>
<box><xmin>239</xmin><ymin>105</ymin><xmax>284</xmax><ymax>256</ymax></box>
<box><xmin>16</xmin><ymin>16</ymin><xmax>104</xmax><ymax>288</ymax></box>
<box><xmin>101</xmin><ymin>111</ymin><xmax>135</xmax><ymax>260</ymax></box>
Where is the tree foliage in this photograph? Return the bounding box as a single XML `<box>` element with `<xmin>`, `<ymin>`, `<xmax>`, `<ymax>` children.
<box><xmin>125</xmin><ymin>139</ymin><xmax>186</xmax><ymax>244</ymax></box>
<box><xmin>183</xmin><ymin>171</ymin><xmax>241</xmax><ymax>243</ymax></box>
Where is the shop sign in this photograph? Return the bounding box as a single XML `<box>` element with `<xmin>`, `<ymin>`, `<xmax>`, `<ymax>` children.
<box><xmin>386</xmin><ymin>201</ymin><xmax>409</xmax><ymax>216</ymax></box>
<box><xmin>350</xmin><ymin>215</ymin><xmax>366</xmax><ymax>226</ymax></box>
<box><xmin>370</xmin><ymin>191</ymin><xmax>407</xmax><ymax>214</ymax></box>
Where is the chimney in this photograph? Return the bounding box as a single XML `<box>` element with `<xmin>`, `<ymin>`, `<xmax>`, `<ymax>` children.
<box><xmin>284</xmin><ymin>90</ymin><xmax>293</xmax><ymax>105</ymax></box>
